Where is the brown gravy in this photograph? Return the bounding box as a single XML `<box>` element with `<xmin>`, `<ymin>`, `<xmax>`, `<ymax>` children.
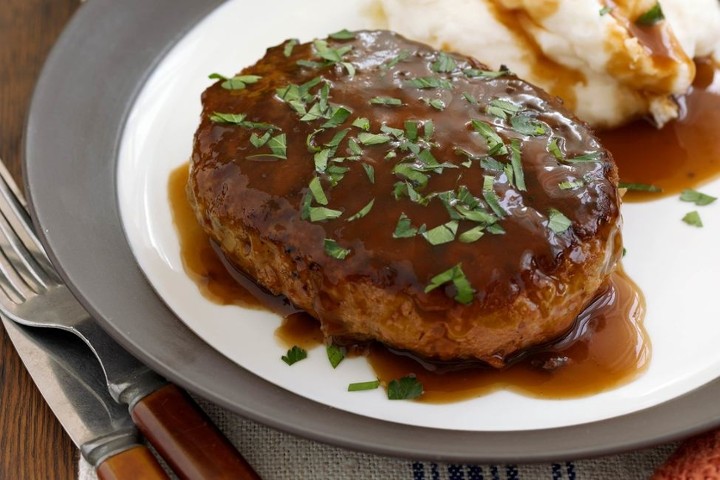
<box><xmin>599</xmin><ymin>61</ymin><xmax>720</xmax><ymax>201</ymax></box>
<box><xmin>170</xmin><ymin>163</ymin><xmax>649</xmax><ymax>401</ymax></box>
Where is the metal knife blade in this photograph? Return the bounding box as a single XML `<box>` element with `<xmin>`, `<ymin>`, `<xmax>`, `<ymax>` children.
<box><xmin>2</xmin><ymin>316</ymin><xmax>149</xmax><ymax>468</ymax></box>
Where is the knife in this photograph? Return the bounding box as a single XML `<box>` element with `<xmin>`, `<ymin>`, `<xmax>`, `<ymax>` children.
<box><xmin>2</xmin><ymin>316</ymin><xmax>169</xmax><ymax>479</ymax></box>
<box><xmin>0</xmin><ymin>162</ymin><xmax>260</xmax><ymax>480</ymax></box>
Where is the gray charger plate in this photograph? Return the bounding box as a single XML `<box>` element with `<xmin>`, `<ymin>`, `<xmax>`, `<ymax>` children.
<box><xmin>24</xmin><ymin>0</ymin><xmax>720</xmax><ymax>462</ymax></box>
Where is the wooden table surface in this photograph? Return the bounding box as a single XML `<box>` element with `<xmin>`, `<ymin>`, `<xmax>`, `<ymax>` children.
<box><xmin>0</xmin><ymin>0</ymin><xmax>81</xmax><ymax>478</ymax></box>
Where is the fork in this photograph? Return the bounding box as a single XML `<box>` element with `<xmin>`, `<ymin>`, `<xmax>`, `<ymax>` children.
<box><xmin>0</xmin><ymin>160</ymin><xmax>261</xmax><ymax>480</ymax></box>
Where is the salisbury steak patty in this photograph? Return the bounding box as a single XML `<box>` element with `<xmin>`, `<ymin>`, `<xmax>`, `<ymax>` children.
<box><xmin>188</xmin><ymin>30</ymin><xmax>622</xmax><ymax>367</ymax></box>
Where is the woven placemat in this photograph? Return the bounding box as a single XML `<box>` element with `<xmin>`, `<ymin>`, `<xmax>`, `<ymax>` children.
<box><xmin>79</xmin><ymin>396</ymin><xmax>679</xmax><ymax>479</ymax></box>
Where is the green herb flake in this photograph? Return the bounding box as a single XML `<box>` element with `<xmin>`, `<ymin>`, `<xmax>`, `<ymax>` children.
<box><xmin>322</xmin><ymin>106</ymin><xmax>352</xmax><ymax>128</ymax></box>
<box><xmin>348</xmin><ymin>380</ymin><xmax>381</xmax><ymax>392</ymax></box>
<box><xmin>618</xmin><ymin>182</ymin><xmax>662</xmax><ymax>192</ymax></box>
<box><xmin>636</xmin><ymin>2</ymin><xmax>664</xmax><ymax>26</ymax></box>
<box><xmin>482</xmin><ymin>175</ymin><xmax>507</xmax><ymax>218</ymax></box>
<box><xmin>326</xmin><ymin>344</ymin><xmax>346</xmax><ymax>368</ymax></box>
<box><xmin>281</xmin><ymin>346</ymin><xmax>307</xmax><ymax>365</ymax></box>
<box><xmin>308</xmin><ymin>177</ymin><xmax>328</xmax><ymax>205</ymax></box>
<box><xmin>393</xmin><ymin>213</ymin><xmax>418</xmax><ymax>238</ymax></box>
<box><xmin>462</xmin><ymin>92</ymin><xmax>479</xmax><ymax>105</ymax></box>
<box><xmin>358</xmin><ymin>132</ymin><xmax>392</xmax><ymax>145</ymax></box>
<box><xmin>329</xmin><ymin>29</ymin><xmax>355</xmax><ymax>40</ymax></box>
<box><xmin>348</xmin><ymin>138</ymin><xmax>363</xmax><ymax>156</ymax></box>
<box><xmin>459</xmin><ymin>226</ymin><xmax>485</xmax><ymax>243</ymax></box>
<box><xmin>566</xmin><ymin>152</ymin><xmax>603</xmax><ymax>163</ymax></box>
<box><xmin>548</xmin><ymin>137</ymin><xmax>564</xmax><ymax>161</ymax></box>
<box><xmin>487</xmin><ymin>99</ymin><xmax>522</xmax><ymax>120</ymax></box>
<box><xmin>209</xmin><ymin>73</ymin><xmax>262</xmax><ymax>90</ymax></box>
<box><xmin>370</xmin><ymin>96</ymin><xmax>403</xmax><ymax>106</ymax></box>
<box><xmin>406</xmin><ymin>77</ymin><xmax>453</xmax><ymax>90</ymax></box>
<box><xmin>381</xmin><ymin>50</ymin><xmax>411</xmax><ymax>70</ymax></box>
<box><xmin>387</xmin><ymin>375</ymin><xmax>424</xmax><ymax>400</ymax></box>
<box><xmin>511</xmin><ymin>114</ymin><xmax>547</xmax><ymax>136</ymax></box>
<box><xmin>509</xmin><ymin>139</ymin><xmax>527</xmax><ymax>191</ymax></box>
<box><xmin>266</xmin><ymin>133</ymin><xmax>287</xmax><ymax>159</ymax></box>
<box><xmin>404</xmin><ymin>120</ymin><xmax>419</xmax><ymax>141</ymax></box>
<box><xmin>682</xmin><ymin>210</ymin><xmax>703</xmax><ymax>227</ymax></box>
<box><xmin>324</xmin><ymin>238</ymin><xmax>351</xmax><ymax>259</ymax></box>
<box><xmin>362</xmin><ymin>163</ymin><xmax>375</xmax><ymax>184</ymax></box>
<box><xmin>283</xmin><ymin>38</ymin><xmax>299</xmax><ymax>57</ymax></box>
<box><xmin>599</xmin><ymin>6</ymin><xmax>613</xmax><ymax>15</ymax></box>
<box><xmin>424</xmin><ymin>263</ymin><xmax>475</xmax><ymax>304</ymax></box>
<box><xmin>431</xmin><ymin>52</ymin><xmax>458</xmax><ymax>73</ymax></box>
<box><xmin>250</xmin><ymin>132</ymin><xmax>271</xmax><ymax>148</ymax></box>
<box><xmin>424</xmin><ymin>120</ymin><xmax>435</xmax><ymax>140</ymax></box>
<box><xmin>679</xmin><ymin>189</ymin><xmax>717</xmax><ymax>206</ymax></box>
<box><xmin>309</xmin><ymin>207</ymin><xmax>343</xmax><ymax>222</ymax></box>
<box><xmin>352</xmin><ymin>117</ymin><xmax>370</xmax><ymax>130</ymax></box>
<box><xmin>548</xmin><ymin>208</ymin><xmax>572</xmax><ymax>233</ymax></box>
<box><xmin>463</xmin><ymin>68</ymin><xmax>510</xmax><ymax>79</ymax></box>
<box><xmin>422</xmin><ymin>98</ymin><xmax>446</xmax><ymax>110</ymax></box>
<box><xmin>559</xmin><ymin>180</ymin><xmax>584</xmax><ymax>190</ymax></box>
<box><xmin>346</xmin><ymin>199</ymin><xmax>375</xmax><ymax>222</ymax></box>
<box><xmin>422</xmin><ymin>220</ymin><xmax>459</xmax><ymax>246</ymax></box>
<box><xmin>472</xmin><ymin>120</ymin><xmax>507</xmax><ymax>156</ymax></box>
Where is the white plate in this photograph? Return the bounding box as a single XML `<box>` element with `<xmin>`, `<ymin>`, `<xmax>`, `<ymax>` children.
<box><xmin>117</xmin><ymin>0</ymin><xmax>720</xmax><ymax>432</ymax></box>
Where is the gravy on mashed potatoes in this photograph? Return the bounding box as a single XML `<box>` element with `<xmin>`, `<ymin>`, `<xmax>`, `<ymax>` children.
<box><xmin>378</xmin><ymin>0</ymin><xmax>720</xmax><ymax>128</ymax></box>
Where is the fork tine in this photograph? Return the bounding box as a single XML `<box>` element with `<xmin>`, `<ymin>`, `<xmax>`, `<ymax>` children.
<box><xmin>0</xmin><ymin>162</ymin><xmax>58</xmax><ymax>289</ymax></box>
<box><xmin>0</xmin><ymin>239</ymin><xmax>33</xmax><ymax>304</ymax></box>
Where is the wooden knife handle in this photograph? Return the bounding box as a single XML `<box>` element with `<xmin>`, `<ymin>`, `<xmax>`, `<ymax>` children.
<box><xmin>96</xmin><ymin>445</ymin><xmax>169</xmax><ymax>480</ymax></box>
<box><xmin>130</xmin><ymin>384</ymin><xmax>261</xmax><ymax>480</ymax></box>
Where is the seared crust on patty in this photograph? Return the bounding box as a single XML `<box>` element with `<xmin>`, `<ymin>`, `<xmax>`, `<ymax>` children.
<box><xmin>188</xmin><ymin>30</ymin><xmax>622</xmax><ymax>367</ymax></box>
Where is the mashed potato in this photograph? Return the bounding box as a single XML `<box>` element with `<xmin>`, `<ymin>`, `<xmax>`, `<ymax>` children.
<box><xmin>378</xmin><ymin>0</ymin><xmax>720</xmax><ymax>128</ymax></box>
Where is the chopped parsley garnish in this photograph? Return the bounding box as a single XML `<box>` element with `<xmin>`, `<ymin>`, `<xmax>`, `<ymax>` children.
<box><xmin>308</xmin><ymin>177</ymin><xmax>328</xmax><ymax>205</ymax></box>
<box><xmin>348</xmin><ymin>380</ymin><xmax>381</xmax><ymax>392</ymax></box>
<box><xmin>425</xmin><ymin>263</ymin><xmax>475</xmax><ymax>304</ymax></box>
<box><xmin>370</xmin><ymin>96</ymin><xmax>403</xmax><ymax>106</ymax></box>
<box><xmin>283</xmin><ymin>39</ymin><xmax>299</xmax><ymax>57</ymax></box>
<box><xmin>362</xmin><ymin>163</ymin><xmax>375</xmax><ymax>183</ymax></box>
<box><xmin>548</xmin><ymin>137</ymin><xmax>564</xmax><ymax>160</ymax></box>
<box><xmin>328</xmin><ymin>29</ymin><xmax>355</xmax><ymax>40</ymax></box>
<box><xmin>472</xmin><ymin>120</ymin><xmax>507</xmax><ymax>156</ymax></box>
<box><xmin>431</xmin><ymin>52</ymin><xmax>458</xmax><ymax>73</ymax></box>
<box><xmin>618</xmin><ymin>182</ymin><xmax>662</xmax><ymax>192</ymax></box>
<box><xmin>358</xmin><ymin>132</ymin><xmax>392</xmax><ymax>145</ymax></box>
<box><xmin>326</xmin><ymin>344</ymin><xmax>346</xmax><ymax>368</ymax></box>
<box><xmin>559</xmin><ymin>180</ymin><xmax>584</xmax><ymax>190</ymax></box>
<box><xmin>422</xmin><ymin>98</ymin><xmax>446</xmax><ymax>111</ymax></box>
<box><xmin>387</xmin><ymin>375</ymin><xmax>424</xmax><ymax>400</ymax></box>
<box><xmin>209</xmin><ymin>112</ymin><xmax>276</xmax><ymax>130</ymax></box>
<box><xmin>208</xmin><ymin>73</ymin><xmax>262</xmax><ymax>90</ymax></box>
<box><xmin>321</xmin><ymin>106</ymin><xmax>352</xmax><ymax>128</ymax></box>
<box><xmin>352</xmin><ymin>117</ymin><xmax>370</xmax><ymax>130</ymax></box>
<box><xmin>548</xmin><ymin>208</ymin><xmax>572</xmax><ymax>233</ymax></box>
<box><xmin>636</xmin><ymin>2</ymin><xmax>665</xmax><ymax>26</ymax></box>
<box><xmin>680</xmin><ymin>189</ymin><xmax>717</xmax><ymax>206</ymax></box>
<box><xmin>459</xmin><ymin>226</ymin><xmax>485</xmax><ymax>243</ymax></box>
<box><xmin>511</xmin><ymin>114</ymin><xmax>547</xmax><ymax>136</ymax></box>
<box><xmin>405</xmin><ymin>77</ymin><xmax>453</xmax><ymax>90</ymax></box>
<box><xmin>381</xmin><ymin>50</ymin><xmax>411</xmax><ymax>70</ymax></box>
<box><xmin>682</xmin><ymin>211</ymin><xmax>703</xmax><ymax>227</ymax></box>
<box><xmin>482</xmin><ymin>175</ymin><xmax>506</xmax><ymax>218</ymax></box>
<box><xmin>393</xmin><ymin>213</ymin><xmax>420</xmax><ymax>238</ymax></box>
<box><xmin>462</xmin><ymin>92</ymin><xmax>479</xmax><ymax>105</ymax></box>
<box><xmin>599</xmin><ymin>6</ymin><xmax>613</xmax><ymax>16</ymax></box>
<box><xmin>324</xmin><ymin>238</ymin><xmax>351</xmax><ymax>259</ymax></box>
<box><xmin>422</xmin><ymin>220</ymin><xmax>459</xmax><ymax>246</ymax></box>
<box><xmin>281</xmin><ymin>346</ymin><xmax>307</xmax><ymax>365</ymax></box>
<box><xmin>346</xmin><ymin>199</ymin><xmax>375</xmax><ymax>221</ymax></box>
<box><xmin>566</xmin><ymin>152</ymin><xmax>602</xmax><ymax>163</ymax></box>
<box><xmin>509</xmin><ymin>139</ymin><xmax>526</xmax><ymax>191</ymax></box>
<box><xmin>250</xmin><ymin>132</ymin><xmax>271</xmax><ymax>148</ymax></box>
<box><xmin>309</xmin><ymin>207</ymin><xmax>343</xmax><ymax>222</ymax></box>
<box><xmin>266</xmin><ymin>133</ymin><xmax>287</xmax><ymax>159</ymax></box>
<box><xmin>486</xmin><ymin>99</ymin><xmax>521</xmax><ymax>120</ymax></box>
<box><xmin>463</xmin><ymin>67</ymin><xmax>510</xmax><ymax>79</ymax></box>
